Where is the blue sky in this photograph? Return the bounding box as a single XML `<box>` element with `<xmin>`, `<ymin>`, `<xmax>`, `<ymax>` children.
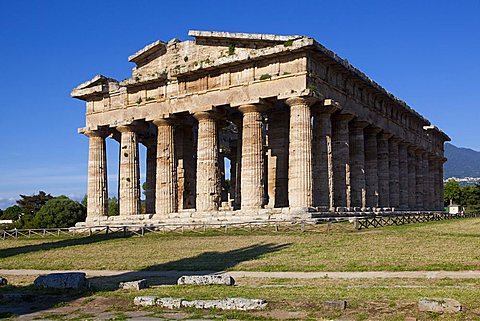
<box><xmin>0</xmin><ymin>0</ymin><xmax>479</xmax><ymax>209</ymax></box>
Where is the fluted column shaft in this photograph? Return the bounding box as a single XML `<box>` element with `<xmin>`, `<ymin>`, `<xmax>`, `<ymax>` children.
<box><xmin>415</xmin><ymin>150</ymin><xmax>424</xmax><ymax>209</ymax></box>
<box><xmin>153</xmin><ymin>119</ymin><xmax>177</xmax><ymax>215</ymax></box>
<box><xmin>427</xmin><ymin>156</ymin><xmax>436</xmax><ymax>210</ymax></box>
<box><xmin>144</xmin><ymin>139</ymin><xmax>156</xmax><ymax>214</ymax></box>
<box><xmin>312</xmin><ymin>100</ymin><xmax>338</xmax><ymax>209</ymax></box>
<box><xmin>194</xmin><ymin>112</ymin><xmax>221</xmax><ymax>212</ymax></box>
<box><xmin>389</xmin><ymin>138</ymin><xmax>400</xmax><ymax>209</ymax></box>
<box><xmin>286</xmin><ymin>97</ymin><xmax>315</xmax><ymax>208</ymax></box>
<box><xmin>349</xmin><ymin>121</ymin><xmax>368</xmax><ymax>208</ymax></box>
<box><xmin>365</xmin><ymin>127</ymin><xmax>381</xmax><ymax>208</ymax></box>
<box><xmin>118</xmin><ymin>125</ymin><xmax>141</xmax><ymax>216</ymax></box>
<box><xmin>407</xmin><ymin>147</ymin><xmax>417</xmax><ymax>209</ymax></box>
<box><xmin>377</xmin><ymin>132</ymin><xmax>391</xmax><ymax>208</ymax></box>
<box><xmin>332</xmin><ymin>113</ymin><xmax>354</xmax><ymax>208</ymax></box>
<box><xmin>239</xmin><ymin>104</ymin><xmax>266</xmax><ymax>209</ymax></box>
<box><xmin>433</xmin><ymin>158</ymin><xmax>441</xmax><ymax>210</ymax></box>
<box><xmin>439</xmin><ymin>158</ymin><xmax>446</xmax><ymax>209</ymax></box>
<box><xmin>398</xmin><ymin>142</ymin><xmax>409</xmax><ymax>209</ymax></box>
<box><xmin>85</xmin><ymin>130</ymin><xmax>108</xmax><ymax>218</ymax></box>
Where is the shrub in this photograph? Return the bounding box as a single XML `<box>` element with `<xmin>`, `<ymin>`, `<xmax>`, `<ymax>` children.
<box><xmin>34</xmin><ymin>196</ymin><xmax>86</xmax><ymax>228</ymax></box>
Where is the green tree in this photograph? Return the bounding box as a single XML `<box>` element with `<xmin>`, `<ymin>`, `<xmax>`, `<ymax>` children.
<box><xmin>33</xmin><ymin>196</ymin><xmax>86</xmax><ymax>228</ymax></box>
<box><xmin>108</xmin><ymin>197</ymin><xmax>119</xmax><ymax>216</ymax></box>
<box><xmin>17</xmin><ymin>191</ymin><xmax>53</xmax><ymax>215</ymax></box>
<box><xmin>0</xmin><ymin>205</ymin><xmax>22</xmax><ymax>221</ymax></box>
<box><xmin>444</xmin><ymin>180</ymin><xmax>461</xmax><ymax>206</ymax></box>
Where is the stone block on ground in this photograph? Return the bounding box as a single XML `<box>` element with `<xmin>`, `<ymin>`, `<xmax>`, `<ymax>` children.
<box><xmin>177</xmin><ymin>274</ymin><xmax>235</xmax><ymax>286</ymax></box>
<box><xmin>33</xmin><ymin>272</ymin><xmax>89</xmax><ymax>290</ymax></box>
<box><xmin>323</xmin><ymin>300</ymin><xmax>347</xmax><ymax>310</ymax></box>
<box><xmin>0</xmin><ymin>277</ymin><xmax>7</xmax><ymax>286</ymax></box>
<box><xmin>119</xmin><ymin>279</ymin><xmax>148</xmax><ymax>290</ymax></box>
<box><xmin>418</xmin><ymin>298</ymin><xmax>462</xmax><ymax>313</ymax></box>
<box><xmin>134</xmin><ymin>296</ymin><xmax>158</xmax><ymax>307</ymax></box>
<box><xmin>182</xmin><ymin>298</ymin><xmax>267</xmax><ymax>311</ymax></box>
<box><xmin>156</xmin><ymin>297</ymin><xmax>184</xmax><ymax>309</ymax></box>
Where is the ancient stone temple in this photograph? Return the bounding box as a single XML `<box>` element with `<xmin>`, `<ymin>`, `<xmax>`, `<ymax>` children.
<box><xmin>71</xmin><ymin>30</ymin><xmax>449</xmax><ymax>226</ymax></box>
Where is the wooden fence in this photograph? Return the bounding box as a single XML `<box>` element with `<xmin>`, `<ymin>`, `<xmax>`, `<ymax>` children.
<box><xmin>1</xmin><ymin>212</ymin><xmax>478</xmax><ymax>240</ymax></box>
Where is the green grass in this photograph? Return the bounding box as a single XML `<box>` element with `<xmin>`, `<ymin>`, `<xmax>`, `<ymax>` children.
<box><xmin>1</xmin><ymin>218</ymin><xmax>480</xmax><ymax>272</ymax></box>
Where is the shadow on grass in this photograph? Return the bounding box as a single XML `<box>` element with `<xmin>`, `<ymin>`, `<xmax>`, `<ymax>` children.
<box><xmin>1</xmin><ymin>242</ymin><xmax>291</xmax><ymax>317</ymax></box>
<box><xmin>0</xmin><ymin>233</ymin><xmax>131</xmax><ymax>259</ymax></box>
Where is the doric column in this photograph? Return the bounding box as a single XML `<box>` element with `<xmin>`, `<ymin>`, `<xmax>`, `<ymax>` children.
<box><xmin>349</xmin><ymin>120</ymin><xmax>369</xmax><ymax>209</ymax></box>
<box><xmin>144</xmin><ymin>138</ymin><xmax>156</xmax><ymax>214</ymax></box>
<box><xmin>415</xmin><ymin>150</ymin><xmax>424</xmax><ymax>210</ymax></box>
<box><xmin>266</xmin><ymin>110</ymin><xmax>289</xmax><ymax>208</ymax></box>
<box><xmin>239</xmin><ymin>104</ymin><xmax>266</xmax><ymax>209</ymax></box>
<box><xmin>388</xmin><ymin>137</ymin><xmax>400</xmax><ymax>209</ymax></box>
<box><xmin>439</xmin><ymin>157</ymin><xmax>446</xmax><ymax>210</ymax></box>
<box><xmin>85</xmin><ymin>129</ymin><xmax>108</xmax><ymax>218</ymax></box>
<box><xmin>312</xmin><ymin>99</ymin><xmax>339</xmax><ymax>210</ymax></box>
<box><xmin>194</xmin><ymin>111</ymin><xmax>221</xmax><ymax>212</ymax></box>
<box><xmin>407</xmin><ymin>146</ymin><xmax>417</xmax><ymax>210</ymax></box>
<box><xmin>153</xmin><ymin>118</ymin><xmax>177</xmax><ymax>215</ymax></box>
<box><xmin>232</xmin><ymin>118</ymin><xmax>242</xmax><ymax>209</ymax></box>
<box><xmin>433</xmin><ymin>157</ymin><xmax>442</xmax><ymax>210</ymax></box>
<box><xmin>364</xmin><ymin>127</ymin><xmax>382</xmax><ymax>208</ymax></box>
<box><xmin>286</xmin><ymin>97</ymin><xmax>316</xmax><ymax>208</ymax></box>
<box><xmin>377</xmin><ymin>132</ymin><xmax>392</xmax><ymax>208</ymax></box>
<box><xmin>332</xmin><ymin>113</ymin><xmax>355</xmax><ymax>208</ymax></box>
<box><xmin>427</xmin><ymin>155</ymin><xmax>436</xmax><ymax>210</ymax></box>
<box><xmin>117</xmin><ymin>125</ymin><xmax>141</xmax><ymax>216</ymax></box>
<box><xmin>183</xmin><ymin>125</ymin><xmax>196</xmax><ymax>209</ymax></box>
<box><xmin>398</xmin><ymin>142</ymin><xmax>409</xmax><ymax>209</ymax></box>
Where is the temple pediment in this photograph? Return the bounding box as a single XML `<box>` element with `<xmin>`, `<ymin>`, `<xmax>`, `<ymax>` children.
<box><xmin>71</xmin><ymin>75</ymin><xmax>119</xmax><ymax>100</ymax></box>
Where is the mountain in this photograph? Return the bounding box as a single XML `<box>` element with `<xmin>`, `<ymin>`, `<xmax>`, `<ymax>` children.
<box><xmin>444</xmin><ymin>143</ymin><xmax>480</xmax><ymax>178</ymax></box>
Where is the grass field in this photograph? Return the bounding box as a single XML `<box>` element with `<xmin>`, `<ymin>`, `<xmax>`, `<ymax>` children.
<box><xmin>1</xmin><ymin>218</ymin><xmax>480</xmax><ymax>272</ymax></box>
<box><xmin>2</xmin><ymin>218</ymin><xmax>480</xmax><ymax>320</ymax></box>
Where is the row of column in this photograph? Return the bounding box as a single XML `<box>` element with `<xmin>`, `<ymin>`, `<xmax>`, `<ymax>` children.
<box><xmin>84</xmin><ymin>96</ymin><xmax>445</xmax><ymax>218</ymax></box>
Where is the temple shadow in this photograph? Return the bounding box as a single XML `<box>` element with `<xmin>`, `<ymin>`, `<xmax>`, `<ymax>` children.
<box><xmin>0</xmin><ymin>233</ymin><xmax>131</xmax><ymax>259</ymax></box>
<box><xmin>0</xmin><ymin>242</ymin><xmax>291</xmax><ymax>317</ymax></box>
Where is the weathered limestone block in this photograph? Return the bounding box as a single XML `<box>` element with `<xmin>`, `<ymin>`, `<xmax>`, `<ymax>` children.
<box><xmin>323</xmin><ymin>300</ymin><xmax>347</xmax><ymax>310</ymax></box>
<box><xmin>364</xmin><ymin>127</ymin><xmax>381</xmax><ymax>208</ymax></box>
<box><xmin>418</xmin><ymin>298</ymin><xmax>462</xmax><ymax>313</ymax></box>
<box><xmin>156</xmin><ymin>297</ymin><xmax>184</xmax><ymax>309</ymax></box>
<box><xmin>286</xmin><ymin>97</ymin><xmax>316</xmax><ymax>208</ymax></box>
<box><xmin>84</xmin><ymin>129</ymin><xmax>108</xmax><ymax>218</ymax></box>
<box><xmin>117</xmin><ymin>125</ymin><xmax>141</xmax><ymax>216</ymax></box>
<box><xmin>134</xmin><ymin>296</ymin><xmax>159</xmax><ymax>307</ymax></box>
<box><xmin>182</xmin><ymin>298</ymin><xmax>267</xmax><ymax>311</ymax></box>
<box><xmin>239</xmin><ymin>104</ymin><xmax>266</xmax><ymax>209</ymax></box>
<box><xmin>349</xmin><ymin>120</ymin><xmax>369</xmax><ymax>208</ymax></box>
<box><xmin>398</xmin><ymin>142</ymin><xmax>409</xmax><ymax>209</ymax></box>
<box><xmin>177</xmin><ymin>275</ymin><xmax>235</xmax><ymax>286</ymax></box>
<box><xmin>332</xmin><ymin>113</ymin><xmax>354</xmax><ymax>208</ymax></box>
<box><xmin>153</xmin><ymin>118</ymin><xmax>177</xmax><ymax>215</ymax></box>
<box><xmin>34</xmin><ymin>273</ymin><xmax>89</xmax><ymax>290</ymax></box>
<box><xmin>0</xmin><ymin>276</ymin><xmax>7</xmax><ymax>286</ymax></box>
<box><xmin>119</xmin><ymin>279</ymin><xmax>148</xmax><ymax>290</ymax></box>
<box><xmin>194</xmin><ymin>111</ymin><xmax>221</xmax><ymax>212</ymax></box>
<box><xmin>312</xmin><ymin>99</ymin><xmax>339</xmax><ymax>209</ymax></box>
<box><xmin>377</xmin><ymin>132</ymin><xmax>392</xmax><ymax>208</ymax></box>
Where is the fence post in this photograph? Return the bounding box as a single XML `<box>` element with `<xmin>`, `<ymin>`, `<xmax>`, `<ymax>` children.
<box><xmin>123</xmin><ymin>226</ymin><xmax>127</xmax><ymax>237</ymax></box>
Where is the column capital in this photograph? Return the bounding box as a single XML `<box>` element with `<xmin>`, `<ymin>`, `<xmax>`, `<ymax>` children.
<box><xmin>313</xmin><ymin>98</ymin><xmax>341</xmax><ymax>115</ymax></box>
<box><xmin>84</xmin><ymin>129</ymin><xmax>108</xmax><ymax>138</ymax></box>
<box><xmin>390</xmin><ymin>136</ymin><xmax>402</xmax><ymax>144</ymax></box>
<box><xmin>152</xmin><ymin>117</ymin><xmax>175</xmax><ymax>127</ymax></box>
<box><xmin>364</xmin><ymin>126</ymin><xmax>382</xmax><ymax>136</ymax></box>
<box><xmin>285</xmin><ymin>96</ymin><xmax>318</xmax><ymax>108</ymax></box>
<box><xmin>332</xmin><ymin>112</ymin><xmax>355</xmax><ymax>122</ymax></box>
<box><xmin>193</xmin><ymin>110</ymin><xmax>221</xmax><ymax>122</ymax></box>
<box><xmin>116</xmin><ymin>124</ymin><xmax>136</xmax><ymax>133</ymax></box>
<box><xmin>238</xmin><ymin>103</ymin><xmax>268</xmax><ymax>114</ymax></box>
<box><xmin>350</xmin><ymin>119</ymin><xmax>370</xmax><ymax>129</ymax></box>
<box><xmin>379</xmin><ymin>131</ymin><xmax>393</xmax><ymax>140</ymax></box>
